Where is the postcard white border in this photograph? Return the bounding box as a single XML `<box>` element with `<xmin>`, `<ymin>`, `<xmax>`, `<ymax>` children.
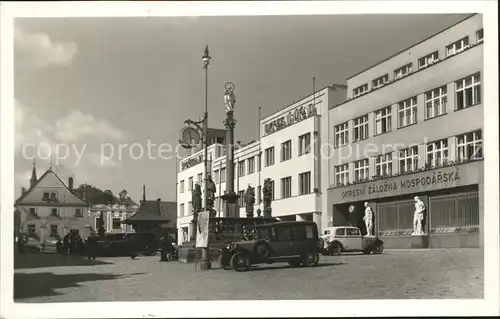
<box><xmin>1</xmin><ymin>1</ymin><xmax>498</xmax><ymax>318</ymax></box>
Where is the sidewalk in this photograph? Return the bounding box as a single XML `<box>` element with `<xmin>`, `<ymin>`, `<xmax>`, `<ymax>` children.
<box><xmin>384</xmin><ymin>247</ymin><xmax>482</xmax><ymax>252</ymax></box>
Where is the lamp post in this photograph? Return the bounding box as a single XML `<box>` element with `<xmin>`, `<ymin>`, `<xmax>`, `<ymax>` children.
<box><xmin>200</xmin><ymin>46</ymin><xmax>211</xmax><ymax>270</ymax></box>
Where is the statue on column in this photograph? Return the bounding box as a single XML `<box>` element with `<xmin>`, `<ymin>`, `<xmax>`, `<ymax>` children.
<box><xmin>363</xmin><ymin>202</ymin><xmax>374</xmax><ymax>237</ymax></box>
<box><xmin>244</xmin><ymin>185</ymin><xmax>255</xmax><ymax>218</ymax></box>
<box><xmin>262</xmin><ymin>178</ymin><xmax>273</xmax><ymax>216</ymax></box>
<box><xmin>224</xmin><ymin>82</ymin><xmax>236</xmax><ymax>114</ymax></box>
<box><xmin>412</xmin><ymin>196</ymin><xmax>426</xmax><ymax>235</ymax></box>
<box><xmin>192</xmin><ymin>183</ymin><xmax>202</xmax><ymax>214</ymax></box>
<box><xmin>206</xmin><ymin>174</ymin><xmax>216</xmax><ymax>217</ymax></box>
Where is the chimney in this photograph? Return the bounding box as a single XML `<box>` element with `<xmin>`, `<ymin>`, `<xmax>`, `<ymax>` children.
<box><xmin>21</xmin><ymin>187</ymin><xmax>27</xmax><ymax>195</ymax></box>
<box><xmin>68</xmin><ymin>177</ymin><xmax>74</xmax><ymax>191</ymax></box>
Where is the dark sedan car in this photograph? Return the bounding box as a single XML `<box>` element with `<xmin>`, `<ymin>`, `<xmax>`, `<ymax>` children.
<box><xmin>95</xmin><ymin>232</ymin><xmax>159</xmax><ymax>257</ymax></box>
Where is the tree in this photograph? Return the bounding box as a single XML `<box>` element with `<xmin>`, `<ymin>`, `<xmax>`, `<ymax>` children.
<box><xmin>118</xmin><ymin>189</ymin><xmax>129</xmax><ymax>204</ymax></box>
<box><xmin>74</xmin><ymin>184</ymin><xmax>117</xmax><ymax>205</ymax></box>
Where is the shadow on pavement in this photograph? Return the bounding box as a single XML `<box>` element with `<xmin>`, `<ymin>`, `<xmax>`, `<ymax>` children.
<box><xmin>14</xmin><ymin>272</ymin><xmax>144</xmax><ymax>300</ymax></box>
<box><xmin>14</xmin><ymin>253</ymin><xmax>113</xmax><ymax>270</ymax></box>
<box><xmin>243</xmin><ymin>262</ymin><xmax>347</xmax><ymax>272</ymax></box>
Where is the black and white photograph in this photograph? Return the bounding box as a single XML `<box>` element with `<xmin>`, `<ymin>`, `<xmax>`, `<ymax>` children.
<box><xmin>1</xmin><ymin>1</ymin><xmax>498</xmax><ymax>318</ymax></box>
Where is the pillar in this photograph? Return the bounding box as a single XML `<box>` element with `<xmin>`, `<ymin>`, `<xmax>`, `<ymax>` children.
<box><xmin>222</xmin><ymin>111</ymin><xmax>239</xmax><ymax>218</ymax></box>
<box><xmin>313</xmin><ymin>212</ymin><xmax>322</xmax><ymax>231</ymax></box>
<box><xmin>447</xmin><ymin>136</ymin><xmax>456</xmax><ymax>162</ymax></box>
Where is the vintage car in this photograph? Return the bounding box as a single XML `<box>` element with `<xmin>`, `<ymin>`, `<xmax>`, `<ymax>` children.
<box><xmin>96</xmin><ymin>232</ymin><xmax>159</xmax><ymax>257</ymax></box>
<box><xmin>319</xmin><ymin>226</ymin><xmax>384</xmax><ymax>256</ymax></box>
<box><xmin>218</xmin><ymin>221</ymin><xmax>322</xmax><ymax>272</ymax></box>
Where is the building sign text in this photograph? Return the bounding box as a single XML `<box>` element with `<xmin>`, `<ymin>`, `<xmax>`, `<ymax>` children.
<box><xmin>181</xmin><ymin>155</ymin><xmax>203</xmax><ymax>171</ymax></box>
<box><xmin>264</xmin><ymin>104</ymin><xmax>317</xmax><ymax>135</ymax></box>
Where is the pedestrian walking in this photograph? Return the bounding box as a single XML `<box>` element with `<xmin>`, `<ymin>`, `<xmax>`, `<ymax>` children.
<box><xmin>63</xmin><ymin>233</ymin><xmax>70</xmax><ymax>255</ymax></box>
<box><xmin>159</xmin><ymin>236</ymin><xmax>168</xmax><ymax>262</ymax></box>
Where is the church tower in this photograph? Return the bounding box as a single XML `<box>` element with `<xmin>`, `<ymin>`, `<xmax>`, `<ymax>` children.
<box><xmin>29</xmin><ymin>159</ymin><xmax>37</xmax><ymax>188</ymax></box>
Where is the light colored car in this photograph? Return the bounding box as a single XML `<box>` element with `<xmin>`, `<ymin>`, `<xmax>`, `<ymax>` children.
<box><xmin>320</xmin><ymin>226</ymin><xmax>384</xmax><ymax>256</ymax></box>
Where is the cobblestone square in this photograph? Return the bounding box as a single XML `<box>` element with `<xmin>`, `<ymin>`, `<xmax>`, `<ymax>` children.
<box><xmin>14</xmin><ymin>249</ymin><xmax>483</xmax><ymax>302</ymax></box>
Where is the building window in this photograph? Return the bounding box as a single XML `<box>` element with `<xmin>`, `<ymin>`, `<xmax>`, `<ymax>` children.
<box><xmin>374</xmin><ymin>106</ymin><xmax>392</xmax><ymax>135</ymax></box>
<box><xmin>257</xmin><ymin>154</ymin><xmax>262</xmax><ymax>171</ymax></box>
<box><xmin>446</xmin><ymin>36</ymin><xmax>469</xmax><ymax>56</ymax></box>
<box><xmin>179</xmin><ymin>203</ymin><xmax>185</xmax><ymax>217</ymax></box>
<box><xmin>281</xmin><ymin>176</ymin><xmax>292</xmax><ymax>199</ymax></box>
<box><xmin>188</xmin><ymin>177</ymin><xmax>193</xmax><ymax>191</ymax></box>
<box><xmin>213</xmin><ymin>171</ymin><xmax>219</xmax><ymax>184</ymax></box>
<box><xmin>179</xmin><ymin>180</ymin><xmax>185</xmax><ymax>193</ymax></box>
<box><xmin>375</xmin><ymin>153</ymin><xmax>392</xmax><ymax>178</ymax></box>
<box><xmin>334</xmin><ymin>164</ymin><xmax>349</xmax><ymax>186</ymax></box>
<box><xmin>372</xmin><ymin>74</ymin><xmax>389</xmax><ymax>89</ymax></box>
<box><xmin>399</xmin><ymin>146</ymin><xmax>419</xmax><ymax>174</ymax></box>
<box><xmin>299</xmin><ymin>171</ymin><xmax>311</xmax><ymax>195</ymax></box>
<box><xmin>334</xmin><ymin>122</ymin><xmax>349</xmax><ymax>147</ymax></box>
<box><xmin>398</xmin><ymin>96</ymin><xmax>418</xmax><ymax>128</ymax></box>
<box><xmin>457</xmin><ymin>130</ymin><xmax>482</xmax><ymax>162</ymax></box>
<box><xmin>238</xmin><ymin>191</ymin><xmax>245</xmax><ymax>207</ymax></box>
<box><xmin>112</xmin><ymin>218</ymin><xmax>121</xmax><ymax>230</ymax></box>
<box><xmin>476</xmin><ymin>28</ymin><xmax>484</xmax><ymax>43</ymax></box>
<box><xmin>220</xmin><ymin>167</ymin><xmax>226</xmax><ymax>183</ymax></box>
<box><xmin>247</xmin><ymin>157</ymin><xmax>255</xmax><ymax>174</ymax></box>
<box><xmin>50</xmin><ymin>225</ymin><xmax>58</xmax><ymax>237</ymax></box>
<box><xmin>281</xmin><ymin>140</ymin><xmax>292</xmax><ymax>162</ymax></box>
<box><xmin>28</xmin><ymin>224</ymin><xmax>36</xmax><ymax>236</ymax></box>
<box><xmin>418</xmin><ymin>51</ymin><xmax>439</xmax><ymax>69</ymax></box>
<box><xmin>197</xmin><ymin>173</ymin><xmax>203</xmax><ymax>184</ymax></box>
<box><xmin>42</xmin><ymin>192</ymin><xmax>50</xmax><ymax>200</ymax></box>
<box><xmin>265</xmin><ymin>147</ymin><xmax>275</xmax><ymax>167</ymax></box>
<box><xmin>238</xmin><ymin>161</ymin><xmax>245</xmax><ymax>177</ymax></box>
<box><xmin>298</xmin><ymin>133</ymin><xmax>311</xmax><ymax>155</ymax></box>
<box><xmin>353</xmin><ymin>115</ymin><xmax>369</xmax><ymax>142</ymax></box>
<box><xmin>394</xmin><ymin>63</ymin><xmax>412</xmax><ymax>80</ymax></box>
<box><xmin>50</xmin><ymin>192</ymin><xmax>57</xmax><ymax>200</ymax></box>
<box><xmin>51</xmin><ymin>208</ymin><xmax>58</xmax><ymax>216</ymax></box>
<box><xmin>29</xmin><ymin>207</ymin><xmax>36</xmax><ymax>215</ymax></box>
<box><xmin>456</xmin><ymin>73</ymin><xmax>481</xmax><ymax>110</ymax></box>
<box><xmin>425</xmin><ymin>86</ymin><xmax>447</xmax><ymax>119</ymax></box>
<box><xmin>187</xmin><ymin>202</ymin><xmax>192</xmax><ymax>214</ymax></box>
<box><xmin>353</xmin><ymin>159</ymin><xmax>369</xmax><ymax>182</ymax></box>
<box><xmin>75</xmin><ymin>208</ymin><xmax>82</xmax><ymax>217</ymax></box>
<box><xmin>353</xmin><ymin>84</ymin><xmax>368</xmax><ymax>97</ymax></box>
<box><xmin>427</xmin><ymin>139</ymin><xmax>448</xmax><ymax>167</ymax></box>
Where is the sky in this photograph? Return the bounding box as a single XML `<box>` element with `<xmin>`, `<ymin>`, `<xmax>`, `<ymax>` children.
<box><xmin>13</xmin><ymin>14</ymin><xmax>471</xmax><ymax>203</ymax></box>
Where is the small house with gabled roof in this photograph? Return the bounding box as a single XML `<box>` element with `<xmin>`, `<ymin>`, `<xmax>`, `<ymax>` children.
<box><xmin>15</xmin><ymin>161</ymin><xmax>91</xmax><ymax>241</ymax></box>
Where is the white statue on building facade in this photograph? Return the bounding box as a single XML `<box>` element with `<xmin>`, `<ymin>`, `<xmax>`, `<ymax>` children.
<box><xmin>412</xmin><ymin>196</ymin><xmax>426</xmax><ymax>235</ymax></box>
<box><xmin>364</xmin><ymin>202</ymin><xmax>374</xmax><ymax>237</ymax></box>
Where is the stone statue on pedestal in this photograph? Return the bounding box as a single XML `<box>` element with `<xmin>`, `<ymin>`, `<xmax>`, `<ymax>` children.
<box><xmin>192</xmin><ymin>183</ymin><xmax>202</xmax><ymax>214</ymax></box>
<box><xmin>262</xmin><ymin>178</ymin><xmax>273</xmax><ymax>217</ymax></box>
<box><xmin>412</xmin><ymin>196</ymin><xmax>426</xmax><ymax>235</ymax></box>
<box><xmin>244</xmin><ymin>185</ymin><xmax>255</xmax><ymax>218</ymax></box>
<box><xmin>363</xmin><ymin>202</ymin><xmax>374</xmax><ymax>236</ymax></box>
<box><xmin>206</xmin><ymin>174</ymin><xmax>216</xmax><ymax>212</ymax></box>
<box><xmin>224</xmin><ymin>83</ymin><xmax>236</xmax><ymax>114</ymax></box>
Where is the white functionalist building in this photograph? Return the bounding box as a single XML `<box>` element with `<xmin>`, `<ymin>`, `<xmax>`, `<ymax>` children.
<box><xmin>176</xmin><ymin>85</ymin><xmax>347</xmax><ymax>244</ymax></box>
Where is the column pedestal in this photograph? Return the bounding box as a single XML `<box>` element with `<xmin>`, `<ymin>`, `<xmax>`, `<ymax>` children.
<box><xmin>222</xmin><ymin>191</ymin><xmax>239</xmax><ymax>218</ymax></box>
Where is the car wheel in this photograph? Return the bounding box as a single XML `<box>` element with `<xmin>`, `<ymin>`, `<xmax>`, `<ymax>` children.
<box><xmin>253</xmin><ymin>240</ymin><xmax>271</xmax><ymax>259</ymax></box>
<box><xmin>231</xmin><ymin>252</ymin><xmax>250</xmax><ymax>272</ymax></box>
<box><xmin>219</xmin><ymin>253</ymin><xmax>231</xmax><ymax>270</ymax></box>
<box><xmin>288</xmin><ymin>259</ymin><xmax>302</xmax><ymax>267</ymax></box>
<box><xmin>303</xmin><ymin>251</ymin><xmax>319</xmax><ymax>267</ymax></box>
<box><xmin>329</xmin><ymin>243</ymin><xmax>342</xmax><ymax>256</ymax></box>
<box><xmin>372</xmin><ymin>243</ymin><xmax>384</xmax><ymax>255</ymax></box>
